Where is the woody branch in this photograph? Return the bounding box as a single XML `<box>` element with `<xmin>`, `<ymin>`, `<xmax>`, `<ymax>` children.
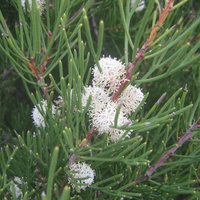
<box><xmin>135</xmin><ymin>120</ymin><xmax>200</xmax><ymax>184</ymax></box>
<box><xmin>111</xmin><ymin>0</ymin><xmax>175</xmax><ymax>101</ymax></box>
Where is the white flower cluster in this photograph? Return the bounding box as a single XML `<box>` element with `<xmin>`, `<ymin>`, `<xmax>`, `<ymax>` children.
<box><xmin>82</xmin><ymin>56</ymin><xmax>144</xmax><ymax>142</ymax></box>
<box><xmin>93</xmin><ymin>57</ymin><xmax>127</xmax><ymax>94</ymax></box>
<box><xmin>32</xmin><ymin>100</ymin><xmax>57</xmax><ymax>128</ymax></box>
<box><xmin>10</xmin><ymin>177</ymin><xmax>23</xmax><ymax>198</ymax></box>
<box><xmin>68</xmin><ymin>162</ymin><xmax>95</xmax><ymax>191</ymax></box>
<box><xmin>21</xmin><ymin>0</ymin><xmax>45</xmax><ymax>14</ymax></box>
<box><xmin>130</xmin><ymin>0</ymin><xmax>145</xmax><ymax>12</ymax></box>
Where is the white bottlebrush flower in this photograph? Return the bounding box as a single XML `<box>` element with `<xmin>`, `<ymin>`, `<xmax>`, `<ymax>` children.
<box><xmin>93</xmin><ymin>56</ymin><xmax>127</xmax><ymax>94</ymax></box>
<box><xmin>117</xmin><ymin>85</ymin><xmax>144</xmax><ymax>115</ymax></box>
<box><xmin>68</xmin><ymin>162</ymin><xmax>95</xmax><ymax>191</ymax></box>
<box><xmin>91</xmin><ymin>102</ymin><xmax>130</xmax><ymax>134</ymax></box>
<box><xmin>54</xmin><ymin>96</ymin><xmax>64</xmax><ymax>106</ymax></box>
<box><xmin>109</xmin><ymin>128</ymin><xmax>131</xmax><ymax>143</ymax></box>
<box><xmin>82</xmin><ymin>86</ymin><xmax>131</xmax><ymax>142</ymax></box>
<box><xmin>131</xmin><ymin>0</ymin><xmax>145</xmax><ymax>12</ymax></box>
<box><xmin>10</xmin><ymin>177</ymin><xmax>23</xmax><ymax>198</ymax></box>
<box><xmin>91</xmin><ymin>102</ymin><xmax>117</xmax><ymax>133</ymax></box>
<box><xmin>82</xmin><ymin>86</ymin><xmax>110</xmax><ymax>111</ymax></box>
<box><xmin>31</xmin><ymin>100</ymin><xmax>57</xmax><ymax>128</ymax></box>
<box><xmin>21</xmin><ymin>0</ymin><xmax>45</xmax><ymax>14</ymax></box>
<box><xmin>13</xmin><ymin>177</ymin><xmax>23</xmax><ymax>184</ymax></box>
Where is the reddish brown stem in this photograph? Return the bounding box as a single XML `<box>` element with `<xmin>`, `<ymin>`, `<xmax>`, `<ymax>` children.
<box><xmin>28</xmin><ymin>63</ymin><xmax>40</xmax><ymax>80</ymax></box>
<box><xmin>41</xmin><ymin>86</ymin><xmax>50</xmax><ymax>100</ymax></box>
<box><xmin>144</xmin><ymin>0</ymin><xmax>174</xmax><ymax>48</ymax></box>
<box><xmin>68</xmin><ymin>127</ymin><xmax>98</xmax><ymax>165</ymax></box>
<box><xmin>135</xmin><ymin>121</ymin><xmax>199</xmax><ymax>184</ymax></box>
<box><xmin>111</xmin><ymin>62</ymin><xmax>135</xmax><ymax>101</ymax></box>
<box><xmin>111</xmin><ymin>0</ymin><xmax>175</xmax><ymax>101</ymax></box>
<box><xmin>85</xmin><ymin>127</ymin><xmax>98</xmax><ymax>141</ymax></box>
<box><xmin>28</xmin><ymin>56</ymin><xmax>50</xmax><ymax>100</ymax></box>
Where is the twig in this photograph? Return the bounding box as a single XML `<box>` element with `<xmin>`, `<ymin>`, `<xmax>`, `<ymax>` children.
<box><xmin>135</xmin><ymin>121</ymin><xmax>200</xmax><ymax>184</ymax></box>
<box><xmin>111</xmin><ymin>0</ymin><xmax>175</xmax><ymax>101</ymax></box>
<box><xmin>68</xmin><ymin>127</ymin><xmax>98</xmax><ymax>165</ymax></box>
<box><xmin>85</xmin><ymin>127</ymin><xmax>98</xmax><ymax>144</ymax></box>
<box><xmin>111</xmin><ymin>62</ymin><xmax>135</xmax><ymax>101</ymax></box>
<box><xmin>1</xmin><ymin>67</ymin><xmax>13</xmax><ymax>79</ymax></box>
<box><xmin>28</xmin><ymin>56</ymin><xmax>50</xmax><ymax>100</ymax></box>
<box><xmin>141</xmin><ymin>0</ymin><xmax>174</xmax><ymax>51</ymax></box>
<box><xmin>66</xmin><ymin>3</ymin><xmax>84</xmax><ymax>25</ymax></box>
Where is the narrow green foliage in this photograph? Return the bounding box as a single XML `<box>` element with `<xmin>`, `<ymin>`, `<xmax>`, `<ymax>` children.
<box><xmin>46</xmin><ymin>146</ymin><xmax>59</xmax><ymax>199</ymax></box>
<box><xmin>60</xmin><ymin>186</ymin><xmax>70</xmax><ymax>200</ymax></box>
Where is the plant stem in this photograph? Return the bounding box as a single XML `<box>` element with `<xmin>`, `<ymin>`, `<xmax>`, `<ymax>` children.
<box><xmin>135</xmin><ymin>121</ymin><xmax>200</xmax><ymax>184</ymax></box>
<box><xmin>143</xmin><ymin>0</ymin><xmax>174</xmax><ymax>49</ymax></box>
<box><xmin>111</xmin><ymin>0</ymin><xmax>175</xmax><ymax>101</ymax></box>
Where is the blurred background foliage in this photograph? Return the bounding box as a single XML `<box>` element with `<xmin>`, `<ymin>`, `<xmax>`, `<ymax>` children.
<box><xmin>0</xmin><ymin>1</ymin><xmax>31</xmax><ymax>146</ymax></box>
